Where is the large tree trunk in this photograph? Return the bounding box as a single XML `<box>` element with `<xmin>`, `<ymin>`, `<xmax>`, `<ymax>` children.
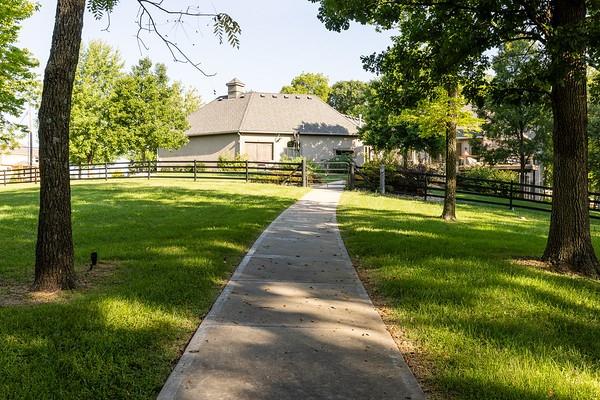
<box><xmin>542</xmin><ymin>0</ymin><xmax>600</xmax><ymax>277</ymax></box>
<box><xmin>33</xmin><ymin>0</ymin><xmax>86</xmax><ymax>292</ymax></box>
<box><xmin>442</xmin><ymin>83</ymin><xmax>458</xmax><ymax>220</ymax></box>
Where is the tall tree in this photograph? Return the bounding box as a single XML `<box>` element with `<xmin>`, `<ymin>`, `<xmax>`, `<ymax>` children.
<box><xmin>281</xmin><ymin>72</ymin><xmax>331</xmax><ymax>101</ymax></box>
<box><xmin>34</xmin><ymin>0</ymin><xmax>240</xmax><ymax>292</ymax></box>
<box><xmin>111</xmin><ymin>58</ymin><xmax>199</xmax><ymax>162</ymax></box>
<box><xmin>328</xmin><ymin>80</ymin><xmax>369</xmax><ymax>116</ymax></box>
<box><xmin>311</xmin><ymin>0</ymin><xmax>600</xmax><ymax>276</ymax></box>
<box><xmin>70</xmin><ymin>40</ymin><xmax>124</xmax><ymax>165</ymax></box>
<box><xmin>359</xmin><ymin>79</ymin><xmax>444</xmax><ymax>160</ymax></box>
<box><xmin>0</xmin><ymin>0</ymin><xmax>38</xmax><ymax>151</ymax></box>
<box><xmin>477</xmin><ymin>41</ymin><xmax>552</xmax><ymax>186</ymax></box>
<box><xmin>400</xmin><ymin>86</ymin><xmax>483</xmax><ymax>219</ymax></box>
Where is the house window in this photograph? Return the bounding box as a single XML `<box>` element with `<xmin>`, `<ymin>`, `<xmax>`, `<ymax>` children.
<box><xmin>335</xmin><ymin>149</ymin><xmax>354</xmax><ymax>156</ymax></box>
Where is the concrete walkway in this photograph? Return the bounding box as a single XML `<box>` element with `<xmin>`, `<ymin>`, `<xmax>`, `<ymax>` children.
<box><xmin>158</xmin><ymin>188</ymin><xmax>425</xmax><ymax>400</ymax></box>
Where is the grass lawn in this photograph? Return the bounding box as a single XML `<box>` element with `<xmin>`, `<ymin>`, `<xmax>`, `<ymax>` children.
<box><xmin>338</xmin><ymin>191</ymin><xmax>600</xmax><ymax>400</ymax></box>
<box><xmin>0</xmin><ymin>180</ymin><xmax>307</xmax><ymax>399</ymax></box>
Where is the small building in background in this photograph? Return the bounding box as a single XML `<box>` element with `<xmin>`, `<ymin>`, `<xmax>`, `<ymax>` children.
<box><xmin>0</xmin><ymin>146</ymin><xmax>38</xmax><ymax>170</ymax></box>
<box><xmin>159</xmin><ymin>79</ymin><xmax>365</xmax><ymax>165</ymax></box>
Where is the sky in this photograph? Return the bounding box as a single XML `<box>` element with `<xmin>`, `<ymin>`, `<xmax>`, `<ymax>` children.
<box><xmin>18</xmin><ymin>0</ymin><xmax>393</xmax><ymax>102</ymax></box>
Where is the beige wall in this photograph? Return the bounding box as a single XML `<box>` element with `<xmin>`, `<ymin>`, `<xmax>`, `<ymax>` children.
<box><xmin>300</xmin><ymin>135</ymin><xmax>365</xmax><ymax>165</ymax></box>
<box><xmin>159</xmin><ymin>134</ymin><xmax>238</xmax><ymax>161</ymax></box>
<box><xmin>159</xmin><ymin>132</ymin><xmax>365</xmax><ymax>165</ymax></box>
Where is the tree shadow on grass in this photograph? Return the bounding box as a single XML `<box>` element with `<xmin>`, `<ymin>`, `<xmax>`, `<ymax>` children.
<box><xmin>338</xmin><ymin>198</ymin><xmax>600</xmax><ymax>400</ymax></box>
<box><xmin>0</xmin><ymin>182</ymin><xmax>303</xmax><ymax>399</ymax></box>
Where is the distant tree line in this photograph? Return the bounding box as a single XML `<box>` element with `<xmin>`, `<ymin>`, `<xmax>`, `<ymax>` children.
<box><xmin>280</xmin><ymin>72</ymin><xmax>369</xmax><ymax>117</ymax></box>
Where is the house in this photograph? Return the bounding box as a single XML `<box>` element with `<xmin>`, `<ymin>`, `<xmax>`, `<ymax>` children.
<box><xmin>456</xmin><ymin>130</ymin><xmax>543</xmax><ymax>186</ymax></box>
<box><xmin>0</xmin><ymin>146</ymin><xmax>38</xmax><ymax>170</ymax></box>
<box><xmin>159</xmin><ymin>79</ymin><xmax>365</xmax><ymax>165</ymax></box>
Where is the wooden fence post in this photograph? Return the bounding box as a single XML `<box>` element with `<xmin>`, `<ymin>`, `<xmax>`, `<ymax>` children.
<box><xmin>423</xmin><ymin>174</ymin><xmax>428</xmax><ymax>200</ymax></box>
<box><xmin>349</xmin><ymin>163</ymin><xmax>355</xmax><ymax>189</ymax></box>
<box><xmin>301</xmin><ymin>158</ymin><xmax>307</xmax><ymax>187</ymax></box>
<box><xmin>104</xmin><ymin>163</ymin><xmax>108</xmax><ymax>181</ymax></box>
<box><xmin>35</xmin><ymin>167</ymin><xmax>38</xmax><ymax>184</ymax></box>
<box><xmin>78</xmin><ymin>164</ymin><xmax>82</xmax><ymax>180</ymax></box>
<box><xmin>3</xmin><ymin>170</ymin><xmax>6</xmax><ymax>186</ymax></box>
<box><xmin>245</xmin><ymin>160</ymin><xmax>249</xmax><ymax>183</ymax></box>
<box><xmin>193</xmin><ymin>160</ymin><xmax>197</xmax><ymax>182</ymax></box>
<box><xmin>380</xmin><ymin>164</ymin><xmax>385</xmax><ymax>195</ymax></box>
<box><xmin>509</xmin><ymin>181</ymin><xmax>514</xmax><ymax>210</ymax></box>
<box><xmin>147</xmin><ymin>161</ymin><xmax>151</xmax><ymax>180</ymax></box>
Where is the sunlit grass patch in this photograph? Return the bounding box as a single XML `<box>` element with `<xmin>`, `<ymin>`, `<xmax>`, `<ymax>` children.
<box><xmin>339</xmin><ymin>191</ymin><xmax>600</xmax><ymax>400</ymax></box>
<box><xmin>0</xmin><ymin>180</ymin><xmax>307</xmax><ymax>399</ymax></box>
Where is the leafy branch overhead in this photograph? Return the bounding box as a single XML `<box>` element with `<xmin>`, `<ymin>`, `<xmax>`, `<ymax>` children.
<box><xmin>87</xmin><ymin>0</ymin><xmax>241</xmax><ymax>77</ymax></box>
<box><xmin>0</xmin><ymin>0</ymin><xmax>39</xmax><ymax>151</ymax></box>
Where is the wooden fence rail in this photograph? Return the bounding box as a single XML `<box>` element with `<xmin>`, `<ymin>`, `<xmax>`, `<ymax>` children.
<box><xmin>1</xmin><ymin>160</ymin><xmax>307</xmax><ymax>187</ymax></box>
<box><xmin>352</xmin><ymin>166</ymin><xmax>600</xmax><ymax>219</ymax></box>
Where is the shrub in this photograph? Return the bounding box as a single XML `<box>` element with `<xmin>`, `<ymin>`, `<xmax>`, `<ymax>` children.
<box><xmin>459</xmin><ymin>166</ymin><xmax>517</xmax><ymax>195</ymax></box>
<box><xmin>217</xmin><ymin>154</ymin><xmax>247</xmax><ymax>172</ymax></box>
<box><xmin>461</xmin><ymin>166</ymin><xmax>518</xmax><ymax>182</ymax></box>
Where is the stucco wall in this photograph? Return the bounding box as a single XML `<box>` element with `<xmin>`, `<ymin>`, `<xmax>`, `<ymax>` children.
<box><xmin>159</xmin><ymin>134</ymin><xmax>238</xmax><ymax>161</ymax></box>
<box><xmin>300</xmin><ymin>135</ymin><xmax>365</xmax><ymax>165</ymax></box>
<box><xmin>159</xmin><ymin>132</ymin><xmax>365</xmax><ymax>165</ymax></box>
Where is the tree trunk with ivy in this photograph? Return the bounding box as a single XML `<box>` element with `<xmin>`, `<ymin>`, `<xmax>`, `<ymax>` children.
<box><xmin>542</xmin><ymin>0</ymin><xmax>600</xmax><ymax>277</ymax></box>
<box><xmin>442</xmin><ymin>83</ymin><xmax>458</xmax><ymax>221</ymax></box>
<box><xmin>33</xmin><ymin>0</ymin><xmax>85</xmax><ymax>291</ymax></box>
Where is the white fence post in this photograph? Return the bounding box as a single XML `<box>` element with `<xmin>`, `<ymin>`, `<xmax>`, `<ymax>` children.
<box><xmin>302</xmin><ymin>158</ymin><xmax>308</xmax><ymax>187</ymax></box>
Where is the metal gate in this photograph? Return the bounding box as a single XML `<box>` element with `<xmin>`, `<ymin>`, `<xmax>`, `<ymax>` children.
<box><xmin>310</xmin><ymin>161</ymin><xmax>350</xmax><ymax>188</ymax></box>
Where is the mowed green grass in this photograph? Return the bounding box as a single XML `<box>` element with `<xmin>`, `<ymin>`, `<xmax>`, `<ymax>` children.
<box><xmin>0</xmin><ymin>180</ymin><xmax>307</xmax><ymax>399</ymax></box>
<box><xmin>338</xmin><ymin>192</ymin><xmax>600</xmax><ymax>400</ymax></box>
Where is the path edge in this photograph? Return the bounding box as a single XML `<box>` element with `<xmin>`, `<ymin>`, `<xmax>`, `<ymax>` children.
<box><xmin>156</xmin><ymin>193</ymin><xmax>309</xmax><ymax>399</ymax></box>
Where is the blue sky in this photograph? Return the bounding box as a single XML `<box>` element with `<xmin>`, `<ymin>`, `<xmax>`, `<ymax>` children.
<box><xmin>19</xmin><ymin>0</ymin><xmax>393</xmax><ymax>102</ymax></box>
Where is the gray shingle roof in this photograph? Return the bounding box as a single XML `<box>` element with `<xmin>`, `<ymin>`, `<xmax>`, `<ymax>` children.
<box><xmin>187</xmin><ymin>92</ymin><xmax>359</xmax><ymax>137</ymax></box>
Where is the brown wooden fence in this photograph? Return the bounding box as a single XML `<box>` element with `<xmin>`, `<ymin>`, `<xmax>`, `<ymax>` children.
<box><xmin>351</xmin><ymin>165</ymin><xmax>600</xmax><ymax>219</ymax></box>
<box><xmin>1</xmin><ymin>160</ymin><xmax>308</xmax><ymax>187</ymax></box>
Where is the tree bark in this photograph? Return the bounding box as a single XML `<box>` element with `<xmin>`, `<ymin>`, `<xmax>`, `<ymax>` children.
<box><xmin>542</xmin><ymin>0</ymin><xmax>600</xmax><ymax>277</ymax></box>
<box><xmin>33</xmin><ymin>0</ymin><xmax>86</xmax><ymax>291</ymax></box>
<box><xmin>402</xmin><ymin>148</ymin><xmax>409</xmax><ymax>168</ymax></box>
<box><xmin>442</xmin><ymin>82</ymin><xmax>458</xmax><ymax>220</ymax></box>
<box><xmin>519</xmin><ymin>128</ymin><xmax>526</xmax><ymax>198</ymax></box>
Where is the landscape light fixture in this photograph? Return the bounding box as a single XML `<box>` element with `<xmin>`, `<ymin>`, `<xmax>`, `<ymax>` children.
<box><xmin>90</xmin><ymin>252</ymin><xmax>98</xmax><ymax>271</ymax></box>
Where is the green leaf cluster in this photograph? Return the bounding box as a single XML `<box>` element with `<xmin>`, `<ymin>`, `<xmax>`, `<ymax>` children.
<box><xmin>0</xmin><ymin>0</ymin><xmax>38</xmax><ymax>152</ymax></box>
<box><xmin>70</xmin><ymin>42</ymin><xmax>200</xmax><ymax>164</ymax></box>
<box><xmin>281</xmin><ymin>72</ymin><xmax>331</xmax><ymax>102</ymax></box>
<box><xmin>327</xmin><ymin>80</ymin><xmax>369</xmax><ymax>117</ymax></box>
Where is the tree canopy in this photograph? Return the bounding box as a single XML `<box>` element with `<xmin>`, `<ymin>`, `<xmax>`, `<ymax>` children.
<box><xmin>281</xmin><ymin>72</ymin><xmax>331</xmax><ymax>102</ymax></box>
<box><xmin>33</xmin><ymin>0</ymin><xmax>239</xmax><ymax>291</ymax></box>
<box><xmin>476</xmin><ymin>41</ymin><xmax>552</xmax><ymax>184</ymax></box>
<box><xmin>327</xmin><ymin>80</ymin><xmax>369</xmax><ymax>117</ymax></box>
<box><xmin>110</xmin><ymin>58</ymin><xmax>200</xmax><ymax>162</ymax></box>
<box><xmin>0</xmin><ymin>0</ymin><xmax>38</xmax><ymax>151</ymax></box>
<box><xmin>70</xmin><ymin>40</ymin><xmax>125</xmax><ymax>164</ymax></box>
<box><xmin>70</xmin><ymin>44</ymin><xmax>199</xmax><ymax>164</ymax></box>
<box><xmin>310</xmin><ymin>0</ymin><xmax>600</xmax><ymax>275</ymax></box>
